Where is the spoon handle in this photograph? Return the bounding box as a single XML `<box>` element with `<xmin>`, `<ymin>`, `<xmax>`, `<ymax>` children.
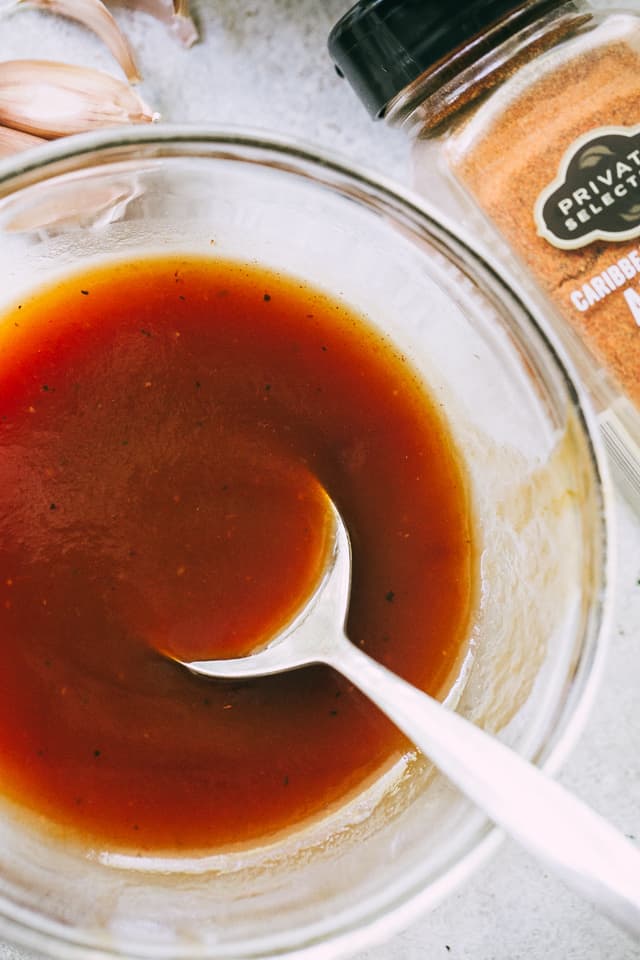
<box><xmin>327</xmin><ymin>637</ymin><xmax>640</xmax><ymax>939</ymax></box>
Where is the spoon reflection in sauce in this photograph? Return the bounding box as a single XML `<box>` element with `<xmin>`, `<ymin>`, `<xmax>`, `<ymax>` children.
<box><xmin>179</xmin><ymin>496</ymin><xmax>640</xmax><ymax>938</ymax></box>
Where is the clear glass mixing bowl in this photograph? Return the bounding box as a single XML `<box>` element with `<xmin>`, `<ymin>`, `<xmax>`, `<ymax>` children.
<box><xmin>0</xmin><ymin>126</ymin><xmax>612</xmax><ymax>960</ymax></box>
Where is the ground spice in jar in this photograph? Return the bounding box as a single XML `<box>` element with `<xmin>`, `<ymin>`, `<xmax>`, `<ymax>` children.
<box><xmin>450</xmin><ymin>24</ymin><xmax>640</xmax><ymax>409</ymax></box>
<box><xmin>329</xmin><ymin>2</ymin><xmax>640</xmax><ymax>502</ymax></box>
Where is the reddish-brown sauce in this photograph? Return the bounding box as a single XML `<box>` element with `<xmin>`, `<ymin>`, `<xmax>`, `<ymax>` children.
<box><xmin>0</xmin><ymin>256</ymin><xmax>474</xmax><ymax>851</ymax></box>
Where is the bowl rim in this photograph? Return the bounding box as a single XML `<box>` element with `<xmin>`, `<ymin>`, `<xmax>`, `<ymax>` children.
<box><xmin>0</xmin><ymin>123</ymin><xmax>616</xmax><ymax>960</ymax></box>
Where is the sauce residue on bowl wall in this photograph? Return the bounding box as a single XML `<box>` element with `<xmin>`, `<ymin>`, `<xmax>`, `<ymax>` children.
<box><xmin>0</xmin><ymin>255</ymin><xmax>474</xmax><ymax>852</ymax></box>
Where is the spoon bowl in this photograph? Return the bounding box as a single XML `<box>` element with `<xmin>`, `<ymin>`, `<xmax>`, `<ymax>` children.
<box><xmin>183</xmin><ymin>497</ymin><xmax>640</xmax><ymax>940</ymax></box>
<box><xmin>184</xmin><ymin>498</ymin><xmax>352</xmax><ymax>680</ymax></box>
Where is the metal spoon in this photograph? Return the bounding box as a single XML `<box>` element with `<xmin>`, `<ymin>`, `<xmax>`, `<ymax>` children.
<box><xmin>182</xmin><ymin>499</ymin><xmax>640</xmax><ymax>938</ymax></box>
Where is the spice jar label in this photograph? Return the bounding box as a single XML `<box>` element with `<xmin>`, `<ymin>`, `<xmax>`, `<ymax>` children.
<box><xmin>535</xmin><ymin>124</ymin><xmax>640</xmax><ymax>251</ymax></box>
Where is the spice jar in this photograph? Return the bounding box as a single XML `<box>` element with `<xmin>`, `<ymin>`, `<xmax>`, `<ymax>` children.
<box><xmin>329</xmin><ymin>0</ymin><xmax>640</xmax><ymax>508</ymax></box>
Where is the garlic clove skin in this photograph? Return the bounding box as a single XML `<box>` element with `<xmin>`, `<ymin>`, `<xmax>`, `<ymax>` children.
<box><xmin>171</xmin><ymin>0</ymin><xmax>198</xmax><ymax>47</ymax></box>
<box><xmin>16</xmin><ymin>0</ymin><xmax>141</xmax><ymax>82</ymax></box>
<box><xmin>2</xmin><ymin>174</ymin><xmax>144</xmax><ymax>231</ymax></box>
<box><xmin>108</xmin><ymin>0</ymin><xmax>198</xmax><ymax>48</ymax></box>
<box><xmin>0</xmin><ymin>60</ymin><xmax>158</xmax><ymax>138</ymax></box>
<box><xmin>0</xmin><ymin>124</ymin><xmax>46</xmax><ymax>158</ymax></box>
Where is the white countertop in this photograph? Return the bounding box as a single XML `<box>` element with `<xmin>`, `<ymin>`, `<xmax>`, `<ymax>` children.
<box><xmin>1</xmin><ymin>1</ymin><xmax>639</xmax><ymax>958</ymax></box>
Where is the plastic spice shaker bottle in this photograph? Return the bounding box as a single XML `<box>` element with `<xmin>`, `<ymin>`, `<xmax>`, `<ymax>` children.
<box><xmin>329</xmin><ymin>0</ymin><xmax>640</xmax><ymax>509</ymax></box>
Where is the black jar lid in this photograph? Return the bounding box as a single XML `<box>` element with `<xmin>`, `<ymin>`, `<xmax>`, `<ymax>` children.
<box><xmin>328</xmin><ymin>0</ymin><xmax>552</xmax><ymax>118</ymax></box>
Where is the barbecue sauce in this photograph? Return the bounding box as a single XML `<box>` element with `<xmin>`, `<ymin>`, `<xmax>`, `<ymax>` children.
<box><xmin>0</xmin><ymin>256</ymin><xmax>474</xmax><ymax>851</ymax></box>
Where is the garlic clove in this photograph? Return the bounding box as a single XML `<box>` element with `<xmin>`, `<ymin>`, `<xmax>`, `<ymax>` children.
<box><xmin>0</xmin><ymin>124</ymin><xmax>46</xmax><ymax>158</ymax></box>
<box><xmin>2</xmin><ymin>174</ymin><xmax>144</xmax><ymax>231</ymax></box>
<box><xmin>16</xmin><ymin>0</ymin><xmax>141</xmax><ymax>82</ymax></box>
<box><xmin>0</xmin><ymin>59</ymin><xmax>158</xmax><ymax>138</ymax></box>
<box><xmin>171</xmin><ymin>0</ymin><xmax>198</xmax><ymax>47</ymax></box>
<box><xmin>108</xmin><ymin>0</ymin><xmax>198</xmax><ymax>48</ymax></box>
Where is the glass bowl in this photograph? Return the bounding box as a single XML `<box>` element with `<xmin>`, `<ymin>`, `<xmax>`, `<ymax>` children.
<box><xmin>0</xmin><ymin>126</ymin><xmax>612</xmax><ymax>960</ymax></box>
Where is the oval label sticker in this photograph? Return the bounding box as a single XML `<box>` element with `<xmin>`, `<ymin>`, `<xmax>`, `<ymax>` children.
<box><xmin>534</xmin><ymin>124</ymin><xmax>640</xmax><ymax>250</ymax></box>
